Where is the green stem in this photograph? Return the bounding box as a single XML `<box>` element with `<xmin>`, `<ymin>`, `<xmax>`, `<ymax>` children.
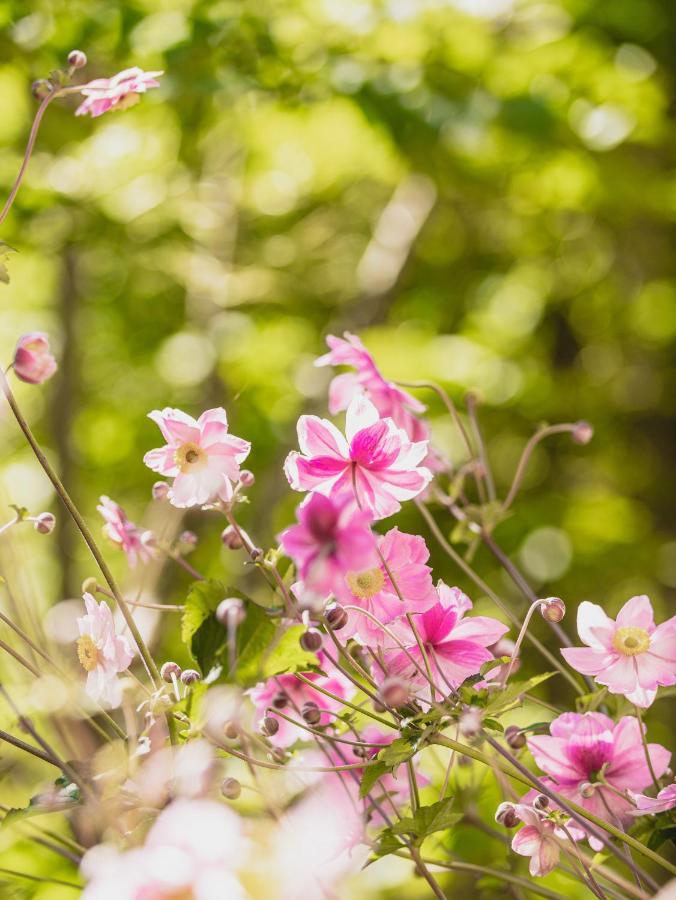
<box><xmin>293</xmin><ymin>673</ymin><xmax>397</xmax><ymax>730</ymax></box>
<box><xmin>634</xmin><ymin>705</ymin><xmax>661</xmax><ymax>792</ymax></box>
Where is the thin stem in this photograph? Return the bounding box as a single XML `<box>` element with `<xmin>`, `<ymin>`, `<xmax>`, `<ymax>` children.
<box><xmin>634</xmin><ymin>705</ymin><xmax>661</xmax><ymax>792</ymax></box>
<box><xmin>559</xmin><ymin>822</ymin><xmax>607</xmax><ymax>900</ymax></box>
<box><xmin>0</xmin><ymin>728</ymin><xmax>56</xmax><ymax>765</ymax></box>
<box><xmin>466</xmin><ymin>392</ymin><xmax>496</xmax><ymax>502</ymax></box>
<box><xmin>0</xmin><ymin>868</ymin><xmax>80</xmax><ymax>890</ymax></box>
<box><xmin>293</xmin><ymin>673</ymin><xmax>397</xmax><ymax>730</ymax></box>
<box><xmin>501</xmin><ymin>599</ymin><xmax>543</xmax><ymax>685</ymax></box>
<box><xmin>502</xmin><ymin>424</ymin><xmax>579</xmax><ymax>512</ymax></box>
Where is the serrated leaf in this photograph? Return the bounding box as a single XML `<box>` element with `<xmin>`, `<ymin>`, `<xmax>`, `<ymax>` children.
<box><xmin>232</xmin><ymin>602</ymin><xmax>276</xmax><ymax>686</ymax></box>
<box><xmin>390</xmin><ymin>799</ymin><xmax>462</xmax><ymax>843</ymax></box>
<box><xmin>259</xmin><ymin>625</ymin><xmax>318</xmax><ymax>680</ymax></box>
<box><xmin>484</xmin><ymin>672</ymin><xmax>556</xmax><ymax>716</ymax></box>
<box><xmin>181</xmin><ymin>579</ymin><xmax>229</xmax><ymax>673</ymax></box>
<box><xmin>479</xmin><ymin>656</ymin><xmax>510</xmax><ymax>676</ymax></box>
<box><xmin>380</xmin><ymin>737</ymin><xmax>417</xmax><ymax>768</ymax></box>
<box><xmin>359</xmin><ymin>760</ymin><xmax>389</xmax><ymax>799</ymax></box>
<box><xmin>372</xmin><ymin>828</ymin><xmax>406</xmax><ymax>857</ymax></box>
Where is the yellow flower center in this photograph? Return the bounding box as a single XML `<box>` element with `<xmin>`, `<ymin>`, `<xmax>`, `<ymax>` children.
<box><xmin>174</xmin><ymin>442</ymin><xmax>206</xmax><ymax>472</ymax></box>
<box><xmin>346</xmin><ymin>567</ymin><xmax>385</xmax><ymax>600</ymax></box>
<box><xmin>612</xmin><ymin>626</ymin><xmax>650</xmax><ymax>657</ymax></box>
<box><xmin>76</xmin><ymin>635</ymin><xmax>101</xmax><ymax>672</ymax></box>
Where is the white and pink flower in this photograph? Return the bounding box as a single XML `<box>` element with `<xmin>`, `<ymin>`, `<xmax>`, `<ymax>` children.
<box><xmin>630</xmin><ymin>783</ymin><xmax>676</xmax><ymax>816</ymax></box>
<box><xmin>97</xmin><ymin>496</ymin><xmax>155</xmax><ymax>567</ymax></box>
<box><xmin>511</xmin><ymin>804</ymin><xmax>561</xmax><ymax>877</ymax></box>
<box><xmin>76</xmin><ymin>594</ymin><xmax>134</xmax><ymax>707</ymax></box>
<box><xmin>12</xmin><ymin>332</ymin><xmax>57</xmax><ymax>384</ymax></box>
<box><xmin>76</xmin><ymin>67</ymin><xmax>162</xmax><ymax>118</ymax></box>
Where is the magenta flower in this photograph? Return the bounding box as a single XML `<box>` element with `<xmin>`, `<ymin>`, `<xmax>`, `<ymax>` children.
<box><xmin>335</xmin><ymin>527</ymin><xmax>436</xmax><ymax>645</ymax></box>
<box><xmin>561</xmin><ymin>595</ymin><xmax>676</xmax><ymax>707</ymax></box>
<box><xmin>143</xmin><ymin>407</ymin><xmax>250</xmax><ymax>509</ymax></box>
<box><xmin>97</xmin><ymin>496</ymin><xmax>155</xmax><ymax>568</ymax></box>
<box><xmin>526</xmin><ymin>712</ymin><xmax>671</xmax><ymax>848</ymax></box>
<box><xmin>630</xmin><ymin>783</ymin><xmax>676</xmax><ymax>816</ymax></box>
<box><xmin>511</xmin><ymin>805</ymin><xmax>560</xmax><ymax>877</ymax></box>
<box><xmin>75</xmin><ymin>67</ymin><xmax>162</xmax><ymax>118</ymax></box>
<box><xmin>284</xmin><ymin>394</ymin><xmax>432</xmax><ymax>519</ymax></box>
<box><xmin>382</xmin><ymin>582</ymin><xmax>508</xmax><ymax>697</ymax></box>
<box><xmin>76</xmin><ymin>594</ymin><xmax>134</xmax><ymax>707</ymax></box>
<box><xmin>279</xmin><ymin>492</ymin><xmax>377</xmax><ymax>595</ymax></box>
<box><xmin>12</xmin><ymin>332</ymin><xmax>57</xmax><ymax>384</ymax></box>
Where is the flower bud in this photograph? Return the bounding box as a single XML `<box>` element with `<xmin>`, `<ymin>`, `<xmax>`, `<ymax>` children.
<box><xmin>250</xmin><ymin>547</ymin><xmax>263</xmax><ymax>561</ymax></box>
<box><xmin>160</xmin><ymin>661</ymin><xmax>181</xmax><ymax>683</ymax></box>
<box><xmin>220</xmin><ymin>525</ymin><xmax>244</xmax><ymax>549</ymax></box>
<box><xmin>152</xmin><ymin>481</ymin><xmax>169</xmax><ymax>500</ymax></box>
<box><xmin>459</xmin><ymin>707</ymin><xmax>483</xmax><ymax>739</ymax></box>
<box><xmin>239</xmin><ymin>470</ymin><xmax>255</xmax><ymax>487</ymax></box>
<box><xmin>221</xmin><ymin>776</ymin><xmax>241</xmax><ymax>799</ymax></box>
<box><xmin>299</xmin><ymin>629</ymin><xmax>323</xmax><ymax>652</ymax></box>
<box><xmin>495</xmin><ymin>802</ymin><xmax>519</xmax><ymax>828</ymax></box>
<box><xmin>33</xmin><ymin>512</ymin><xmax>55</xmax><ymax>534</ymax></box>
<box><xmin>571</xmin><ymin>420</ymin><xmax>593</xmax><ymax>445</ymax></box>
<box><xmin>81</xmin><ymin>577</ymin><xmax>98</xmax><ymax>595</ymax></box>
<box><xmin>378</xmin><ymin>677</ymin><xmax>410</xmax><ymax>710</ymax></box>
<box><xmin>540</xmin><ymin>597</ymin><xmax>566</xmax><ymax>623</ymax></box>
<box><xmin>580</xmin><ymin>782</ymin><xmax>596</xmax><ymax>799</ymax></box>
<box><xmin>67</xmin><ymin>49</ymin><xmax>87</xmax><ymax>69</ymax></box>
<box><xmin>31</xmin><ymin>79</ymin><xmax>52</xmax><ymax>101</ymax></box>
<box><xmin>179</xmin><ymin>530</ymin><xmax>198</xmax><ymax>549</ymax></box>
<box><xmin>216</xmin><ymin>598</ymin><xmax>245</xmax><ymax>627</ymax></box>
<box><xmin>12</xmin><ymin>333</ymin><xmax>57</xmax><ymax>385</ymax></box>
<box><xmin>325</xmin><ymin>605</ymin><xmax>348</xmax><ymax>631</ymax></box>
<box><xmin>180</xmin><ymin>669</ymin><xmax>200</xmax><ymax>686</ymax></box>
<box><xmin>533</xmin><ymin>794</ymin><xmax>549</xmax><ymax>811</ymax></box>
<box><xmin>260</xmin><ymin>716</ymin><xmax>279</xmax><ymax>737</ymax></box>
<box><xmin>270</xmin><ymin>747</ymin><xmax>287</xmax><ymax>764</ymax></box>
<box><xmin>301</xmin><ymin>701</ymin><xmax>321</xmax><ymax>726</ymax></box>
<box><xmin>223</xmin><ymin>721</ymin><xmax>239</xmax><ymax>740</ymax></box>
<box><xmin>505</xmin><ymin>725</ymin><xmax>526</xmax><ymax>749</ymax></box>
<box><xmin>271</xmin><ymin>691</ymin><xmax>288</xmax><ymax>710</ymax></box>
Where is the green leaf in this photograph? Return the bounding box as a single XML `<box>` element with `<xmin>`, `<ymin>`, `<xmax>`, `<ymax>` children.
<box><xmin>479</xmin><ymin>656</ymin><xmax>510</xmax><ymax>676</ymax></box>
<box><xmin>390</xmin><ymin>799</ymin><xmax>462</xmax><ymax>843</ymax></box>
<box><xmin>258</xmin><ymin>625</ymin><xmax>318</xmax><ymax>680</ymax></box>
<box><xmin>379</xmin><ymin>737</ymin><xmax>417</xmax><ymax>768</ymax></box>
<box><xmin>372</xmin><ymin>828</ymin><xmax>406</xmax><ymax>857</ymax></box>
<box><xmin>359</xmin><ymin>761</ymin><xmax>390</xmax><ymax>799</ymax></box>
<box><xmin>484</xmin><ymin>672</ymin><xmax>556</xmax><ymax>716</ymax></box>
<box><xmin>232</xmin><ymin>602</ymin><xmax>276</xmax><ymax>686</ymax></box>
<box><xmin>648</xmin><ymin>825</ymin><xmax>676</xmax><ymax>851</ymax></box>
<box><xmin>181</xmin><ymin>579</ymin><xmax>229</xmax><ymax>673</ymax></box>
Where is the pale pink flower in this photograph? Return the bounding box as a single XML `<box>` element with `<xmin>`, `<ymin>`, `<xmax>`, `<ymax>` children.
<box><xmin>630</xmin><ymin>783</ymin><xmax>676</xmax><ymax>816</ymax></box>
<box><xmin>76</xmin><ymin>67</ymin><xmax>162</xmax><ymax>118</ymax></box>
<box><xmin>511</xmin><ymin>804</ymin><xmax>561</xmax><ymax>877</ymax></box>
<box><xmin>248</xmin><ymin>654</ymin><xmax>354</xmax><ymax>748</ymax></box>
<box><xmin>382</xmin><ymin>582</ymin><xmax>508</xmax><ymax>698</ymax></box>
<box><xmin>561</xmin><ymin>595</ymin><xmax>676</xmax><ymax>707</ymax></box>
<box><xmin>143</xmin><ymin>407</ymin><xmax>250</xmax><ymax>508</ymax></box>
<box><xmin>12</xmin><ymin>332</ymin><xmax>57</xmax><ymax>384</ymax></box>
<box><xmin>76</xmin><ymin>594</ymin><xmax>134</xmax><ymax>707</ymax></box>
<box><xmin>526</xmin><ymin>712</ymin><xmax>671</xmax><ymax>848</ymax></box>
<box><xmin>279</xmin><ymin>492</ymin><xmax>376</xmax><ymax>595</ymax></box>
<box><xmin>335</xmin><ymin>527</ymin><xmax>436</xmax><ymax>645</ymax></box>
<box><xmin>97</xmin><ymin>496</ymin><xmax>155</xmax><ymax>567</ymax></box>
<box><xmin>285</xmin><ymin>394</ymin><xmax>432</xmax><ymax>519</ymax></box>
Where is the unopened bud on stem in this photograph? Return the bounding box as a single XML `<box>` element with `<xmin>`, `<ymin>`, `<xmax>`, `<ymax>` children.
<box><xmin>81</xmin><ymin>577</ymin><xmax>99</xmax><ymax>595</ymax></box>
<box><xmin>299</xmin><ymin>629</ymin><xmax>323</xmax><ymax>652</ymax></box>
<box><xmin>31</xmin><ymin>79</ymin><xmax>51</xmax><ymax>100</ymax></box>
<box><xmin>160</xmin><ymin>661</ymin><xmax>181</xmax><ymax>683</ymax></box>
<box><xmin>33</xmin><ymin>512</ymin><xmax>55</xmax><ymax>534</ymax></box>
<box><xmin>325</xmin><ymin>605</ymin><xmax>348</xmax><ymax>630</ymax></box>
<box><xmin>571</xmin><ymin>420</ymin><xmax>593</xmax><ymax>445</ymax></box>
<box><xmin>505</xmin><ymin>725</ymin><xmax>526</xmax><ymax>749</ymax></box>
<box><xmin>181</xmin><ymin>669</ymin><xmax>200</xmax><ymax>686</ymax></box>
<box><xmin>260</xmin><ymin>716</ymin><xmax>279</xmax><ymax>737</ymax></box>
<box><xmin>221</xmin><ymin>525</ymin><xmax>244</xmax><ymax>549</ymax></box>
<box><xmin>540</xmin><ymin>597</ymin><xmax>566</xmax><ymax>623</ymax></box>
<box><xmin>301</xmin><ymin>702</ymin><xmax>321</xmax><ymax>726</ymax></box>
<box><xmin>533</xmin><ymin>794</ymin><xmax>549</xmax><ymax>811</ymax></box>
<box><xmin>378</xmin><ymin>677</ymin><xmax>410</xmax><ymax>709</ymax></box>
<box><xmin>152</xmin><ymin>481</ymin><xmax>169</xmax><ymax>500</ymax></box>
<box><xmin>67</xmin><ymin>49</ymin><xmax>87</xmax><ymax>69</ymax></box>
<box><xmin>216</xmin><ymin>598</ymin><xmax>245</xmax><ymax>627</ymax></box>
<box><xmin>495</xmin><ymin>802</ymin><xmax>519</xmax><ymax>828</ymax></box>
<box><xmin>239</xmin><ymin>470</ymin><xmax>255</xmax><ymax>487</ymax></box>
<box><xmin>221</xmin><ymin>777</ymin><xmax>241</xmax><ymax>800</ymax></box>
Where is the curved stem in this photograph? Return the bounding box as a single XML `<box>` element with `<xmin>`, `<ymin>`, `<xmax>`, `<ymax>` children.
<box><xmin>634</xmin><ymin>705</ymin><xmax>661</xmax><ymax>792</ymax></box>
<box><xmin>502</xmin><ymin>424</ymin><xmax>578</xmax><ymax>513</ymax></box>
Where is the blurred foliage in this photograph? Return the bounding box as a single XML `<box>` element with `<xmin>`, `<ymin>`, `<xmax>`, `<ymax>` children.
<box><xmin>0</xmin><ymin>0</ymin><xmax>675</xmax><ymax>895</ymax></box>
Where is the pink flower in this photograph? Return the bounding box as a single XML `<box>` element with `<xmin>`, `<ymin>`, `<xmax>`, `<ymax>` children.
<box><xmin>75</xmin><ymin>67</ymin><xmax>162</xmax><ymax>118</ymax></box>
<box><xmin>526</xmin><ymin>712</ymin><xmax>671</xmax><ymax>848</ymax></box>
<box><xmin>12</xmin><ymin>332</ymin><xmax>57</xmax><ymax>384</ymax></box>
<box><xmin>511</xmin><ymin>805</ymin><xmax>560</xmax><ymax>877</ymax></box>
<box><xmin>97</xmin><ymin>496</ymin><xmax>155</xmax><ymax>567</ymax></box>
<box><xmin>561</xmin><ymin>595</ymin><xmax>676</xmax><ymax>707</ymax></box>
<box><xmin>285</xmin><ymin>394</ymin><xmax>432</xmax><ymax>519</ymax></box>
<box><xmin>76</xmin><ymin>594</ymin><xmax>134</xmax><ymax>707</ymax></box>
<box><xmin>630</xmin><ymin>783</ymin><xmax>676</xmax><ymax>816</ymax></box>
<box><xmin>335</xmin><ymin>527</ymin><xmax>436</xmax><ymax>645</ymax></box>
<box><xmin>248</xmin><ymin>655</ymin><xmax>354</xmax><ymax>748</ymax></box>
<box><xmin>143</xmin><ymin>407</ymin><xmax>250</xmax><ymax>509</ymax></box>
<box><xmin>382</xmin><ymin>582</ymin><xmax>508</xmax><ymax>698</ymax></box>
<box><xmin>279</xmin><ymin>492</ymin><xmax>377</xmax><ymax>595</ymax></box>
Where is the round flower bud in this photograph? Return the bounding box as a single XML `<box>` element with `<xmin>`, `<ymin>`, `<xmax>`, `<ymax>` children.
<box><xmin>216</xmin><ymin>598</ymin><xmax>246</xmax><ymax>627</ymax></box>
<box><xmin>220</xmin><ymin>525</ymin><xmax>244</xmax><ymax>550</ymax></box>
<box><xmin>31</xmin><ymin>79</ymin><xmax>51</xmax><ymax>101</ymax></box>
<box><xmin>571</xmin><ymin>420</ymin><xmax>593</xmax><ymax>445</ymax></box>
<box><xmin>505</xmin><ymin>725</ymin><xmax>526</xmax><ymax>750</ymax></box>
<box><xmin>250</xmin><ymin>547</ymin><xmax>263</xmax><ymax>561</ymax></box>
<box><xmin>180</xmin><ymin>669</ymin><xmax>201</xmax><ymax>686</ymax></box>
<box><xmin>271</xmin><ymin>691</ymin><xmax>288</xmax><ymax>710</ymax></box>
<box><xmin>33</xmin><ymin>512</ymin><xmax>55</xmax><ymax>534</ymax></box>
<box><xmin>459</xmin><ymin>707</ymin><xmax>483</xmax><ymax>739</ymax></box>
<box><xmin>223</xmin><ymin>721</ymin><xmax>239</xmax><ymax>740</ymax></box>
<box><xmin>540</xmin><ymin>597</ymin><xmax>566</xmax><ymax>623</ymax></box>
<box><xmin>179</xmin><ymin>530</ymin><xmax>198</xmax><ymax>548</ymax></box>
<box><xmin>270</xmin><ymin>747</ymin><xmax>287</xmax><ymax>764</ymax></box>
<box><xmin>152</xmin><ymin>481</ymin><xmax>170</xmax><ymax>500</ymax></box>
<box><xmin>239</xmin><ymin>470</ymin><xmax>255</xmax><ymax>487</ymax></box>
<box><xmin>160</xmin><ymin>661</ymin><xmax>181</xmax><ymax>683</ymax></box>
<box><xmin>580</xmin><ymin>782</ymin><xmax>596</xmax><ymax>799</ymax></box>
<box><xmin>533</xmin><ymin>794</ymin><xmax>549</xmax><ymax>811</ymax></box>
<box><xmin>378</xmin><ymin>677</ymin><xmax>410</xmax><ymax>710</ymax></box>
<box><xmin>260</xmin><ymin>716</ymin><xmax>279</xmax><ymax>737</ymax></box>
<box><xmin>81</xmin><ymin>577</ymin><xmax>98</xmax><ymax>595</ymax></box>
<box><xmin>67</xmin><ymin>49</ymin><xmax>87</xmax><ymax>69</ymax></box>
<box><xmin>495</xmin><ymin>802</ymin><xmax>519</xmax><ymax>828</ymax></box>
<box><xmin>221</xmin><ymin>777</ymin><xmax>241</xmax><ymax>800</ymax></box>
<box><xmin>299</xmin><ymin>629</ymin><xmax>323</xmax><ymax>652</ymax></box>
<box><xmin>301</xmin><ymin>702</ymin><xmax>321</xmax><ymax>726</ymax></box>
<box><xmin>326</xmin><ymin>605</ymin><xmax>348</xmax><ymax>631</ymax></box>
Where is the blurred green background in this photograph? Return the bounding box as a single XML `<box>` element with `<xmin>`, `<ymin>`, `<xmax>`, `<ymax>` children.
<box><xmin>0</xmin><ymin>0</ymin><xmax>675</xmax><ymax>895</ymax></box>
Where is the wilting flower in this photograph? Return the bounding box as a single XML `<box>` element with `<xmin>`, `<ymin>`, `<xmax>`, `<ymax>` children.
<box><xmin>97</xmin><ymin>496</ymin><xmax>155</xmax><ymax>567</ymax></box>
<box><xmin>76</xmin><ymin>593</ymin><xmax>134</xmax><ymax>707</ymax></box>
<box><xmin>143</xmin><ymin>407</ymin><xmax>250</xmax><ymax>508</ymax></box>
<box><xmin>526</xmin><ymin>712</ymin><xmax>671</xmax><ymax>848</ymax></box>
<box><xmin>335</xmin><ymin>527</ymin><xmax>436</xmax><ymax>644</ymax></box>
<box><xmin>630</xmin><ymin>783</ymin><xmax>676</xmax><ymax>816</ymax></box>
<box><xmin>382</xmin><ymin>582</ymin><xmax>508</xmax><ymax>698</ymax></box>
<box><xmin>279</xmin><ymin>492</ymin><xmax>376</xmax><ymax>595</ymax></box>
<box><xmin>12</xmin><ymin>332</ymin><xmax>57</xmax><ymax>384</ymax></box>
<box><xmin>511</xmin><ymin>805</ymin><xmax>561</xmax><ymax>877</ymax></box>
<box><xmin>81</xmin><ymin>798</ymin><xmax>245</xmax><ymax>899</ymax></box>
<box><xmin>561</xmin><ymin>595</ymin><xmax>676</xmax><ymax>707</ymax></box>
<box><xmin>75</xmin><ymin>67</ymin><xmax>162</xmax><ymax>118</ymax></box>
<box><xmin>285</xmin><ymin>394</ymin><xmax>431</xmax><ymax>519</ymax></box>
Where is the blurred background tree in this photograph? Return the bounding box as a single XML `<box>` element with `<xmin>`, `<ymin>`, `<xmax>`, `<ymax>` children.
<box><xmin>0</xmin><ymin>0</ymin><xmax>674</xmax><ymax>895</ymax></box>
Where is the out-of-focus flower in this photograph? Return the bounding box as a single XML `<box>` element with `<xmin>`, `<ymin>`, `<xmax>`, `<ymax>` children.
<box><xmin>143</xmin><ymin>407</ymin><xmax>250</xmax><ymax>509</ymax></box>
<box><xmin>285</xmin><ymin>394</ymin><xmax>431</xmax><ymax>519</ymax></box>
<box><xmin>382</xmin><ymin>582</ymin><xmax>508</xmax><ymax>698</ymax></box>
<box><xmin>335</xmin><ymin>527</ymin><xmax>436</xmax><ymax>644</ymax></box>
<box><xmin>279</xmin><ymin>492</ymin><xmax>376</xmax><ymax>595</ymax></box>
<box><xmin>12</xmin><ymin>332</ymin><xmax>57</xmax><ymax>384</ymax></box>
<box><xmin>128</xmin><ymin>741</ymin><xmax>217</xmax><ymax>809</ymax></box>
<box><xmin>561</xmin><ymin>595</ymin><xmax>676</xmax><ymax>707</ymax></box>
<box><xmin>97</xmin><ymin>496</ymin><xmax>155</xmax><ymax>567</ymax></box>
<box><xmin>526</xmin><ymin>712</ymin><xmax>671</xmax><ymax>849</ymax></box>
<box><xmin>511</xmin><ymin>804</ymin><xmax>560</xmax><ymax>877</ymax></box>
<box><xmin>75</xmin><ymin>67</ymin><xmax>162</xmax><ymax>118</ymax></box>
<box><xmin>630</xmin><ymin>783</ymin><xmax>676</xmax><ymax>816</ymax></box>
<box><xmin>76</xmin><ymin>593</ymin><xmax>134</xmax><ymax>707</ymax></box>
